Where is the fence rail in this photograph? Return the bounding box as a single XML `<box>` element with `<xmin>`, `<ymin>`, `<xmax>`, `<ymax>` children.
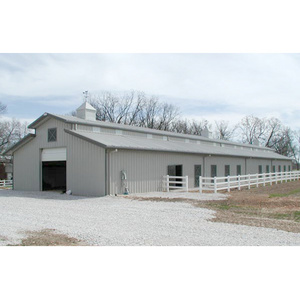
<box><xmin>0</xmin><ymin>180</ymin><xmax>13</xmax><ymax>188</ymax></box>
<box><xmin>163</xmin><ymin>175</ymin><xmax>188</xmax><ymax>192</ymax></box>
<box><xmin>199</xmin><ymin>171</ymin><xmax>300</xmax><ymax>193</ymax></box>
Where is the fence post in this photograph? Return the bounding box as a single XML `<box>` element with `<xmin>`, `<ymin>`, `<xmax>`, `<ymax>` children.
<box><xmin>281</xmin><ymin>171</ymin><xmax>283</xmax><ymax>183</ymax></box>
<box><xmin>3</xmin><ymin>181</ymin><xmax>6</xmax><ymax>187</ymax></box>
<box><xmin>227</xmin><ymin>176</ymin><xmax>230</xmax><ymax>192</ymax></box>
<box><xmin>275</xmin><ymin>172</ymin><xmax>278</xmax><ymax>184</ymax></box>
<box><xmin>263</xmin><ymin>173</ymin><xmax>265</xmax><ymax>187</ymax></box>
<box><xmin>238</xmin><ymin>175</ymin><xmax>241</xmax><ymax>191</ymax></box>
<box><xmin>214</xmin><ymin>177</ymin><xmax>217</xmax><ymax>193</ymax></box>
<box><xmin>166</xmin><ymin>175</ymin><xmax>169</xmax><ymax>192</ymax></box>
<box><xmin>185</xmin><ymin>176</ymin><xmax>188</xmax><ymax>192</ymax></box>
<box><xmin>248</xmin><ymin>174</ymin><xmax>251</xmax><ymax>189</ymax></box>
<box><xmin>199</xmin><ymin>176</ymin><xmax>202</xmax><ymax>193</ymax></box>
<box><xmin>256</xmin><ymin>174</ymin><xmax>259</xmax><ymax>187</ymax></box>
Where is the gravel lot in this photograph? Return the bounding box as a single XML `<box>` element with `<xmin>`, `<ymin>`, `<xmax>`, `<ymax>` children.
<box><xmin>1</xmin><ymin>189</ymin><xmax>300</xmax><ymax>246</ymax></box>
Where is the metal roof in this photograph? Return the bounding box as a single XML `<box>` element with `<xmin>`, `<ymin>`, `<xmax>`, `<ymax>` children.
<box><xmin>65</xmin><ymin>129</ymin><xmax>291</xmax><ymax>160</ymax></box>
<box><xmin>28</xmin><ymin>113</ymin><xmax>274</xmax><ymax>152</ymax></box>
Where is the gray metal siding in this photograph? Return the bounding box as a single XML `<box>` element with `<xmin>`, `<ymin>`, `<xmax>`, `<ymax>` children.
<box><xmin>109</xmin><ymin>150</ymin><xmax>205</xmax><ymax>194</ymax></box>
<box><xmin>66</xmin><ymin>134</ymin><xmax>106</xmax><ymax>196</ymax></box>
<box><xmin>109</xmin><ymin>150</ymin><xmax>293</xmax><ymax>194</ymax></box>
<box><xmin>13</xmin><ymin>118</ymin><xmax>106</xmax><ymax>196</ymax></box>
<box><xmin>204</xmin><ymin>156</ymin><xmax>246</xmax><ymax>177</ymax></box>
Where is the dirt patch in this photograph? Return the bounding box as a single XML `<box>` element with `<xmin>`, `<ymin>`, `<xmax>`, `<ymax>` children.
<box><xmin>11</xmin><ymin>229</ymin><xmax>87</xmax><ymax>246</ymax></box>
<box><xmin>194</xmin><ymin>181</ymin><xmax>300</xmax><ymax>233</ymax></box>
<box><xmin>132</xmin><ymin>181</ymin><xmax>300</xmax><ymax>233</ymax></box>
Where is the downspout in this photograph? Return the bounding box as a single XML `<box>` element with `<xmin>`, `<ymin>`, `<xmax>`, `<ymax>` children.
<box><xmin>105</xmin><ymin>149</ymin><xmax>110</xmax><ymax>195</ymax></box>
<box><xmin>12</xmin><ymin>155</ymin><xmax>14</xmax><ymax>190</ymax></box>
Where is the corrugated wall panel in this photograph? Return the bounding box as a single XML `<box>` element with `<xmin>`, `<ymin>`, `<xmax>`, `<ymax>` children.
<box><xmin>109</xmin><ymin>151</ymin><xmax>292</xmax><ymax>194</ymax></box>
<box><xmin>13</xmin><ymin>118</ymin><xmax>106</xmax><ymax>196</ymax></box>
<box><xmin>109</xmin><ymin>150</ymin><xmax>204</xmax><ymax>194</ymax></box>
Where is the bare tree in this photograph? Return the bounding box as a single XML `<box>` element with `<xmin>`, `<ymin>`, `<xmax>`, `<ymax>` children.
<box><xmin>0</xmin><ymin>119</ymin><xmax>29</xmax><ymax>154</ymax></box>
<box><xmin>237</xmin><ymin>115</ymin><xmax>267</xmax><ymax>144</ymax></box>
<box><xmin>190</xmin><ymin>119</ymin><xmax>209</xmax><ymax>135</ymax></box>
<box><xmin>271</xmin><ymin>127</ymin><xmax>294</xmax><ymax>157</ymax></box>
<box><xmin>156</xmin><ymin>103</ymin><xmax>180</xmax><ymax>131</ymax></box>
<box><xmin>138</xmin><ymin>96</ymin><xmax>160</xmax><ymax>128</ymax></box>
<box><xmin>263</xmin><ymin>118</ymin><xmax>283</xmax><ymax>148</ymax></box>
<box><xmin>86</xmin><ymin>91</ymin><xmax>180</xmax><ymax>132</ymax></box>
<box><xmin>171</xmin><ymin>119</ymin><xmax>190</xmax><ymax>134</ymax></box>
<box><xmin>214</xmin><ymin>120</ymin><xmax>235</xmax><ymax>140</ymax></box>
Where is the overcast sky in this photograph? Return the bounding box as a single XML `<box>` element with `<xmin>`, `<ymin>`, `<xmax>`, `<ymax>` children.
<box><xmin>0</xmin><ymin>53</ymin><xmax>300</xmax><ymax>129</ymax></box>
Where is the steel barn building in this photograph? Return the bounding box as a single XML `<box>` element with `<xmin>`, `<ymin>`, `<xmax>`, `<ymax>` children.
<box><xmin>5</xmin><ymin>103</ymin><xmax>292</xmax><ymax>196</ymax></box>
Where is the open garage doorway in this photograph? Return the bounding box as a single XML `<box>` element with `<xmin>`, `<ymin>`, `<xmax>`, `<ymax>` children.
<box><xmin>42</xmin><ymin>161</ymin><xmax>66</xmax><ymax>191</ymax></box>
<box><xmin>41</xmin><ymin>148</ymin><xmax>67</xmax><ymax>191</ymax></box>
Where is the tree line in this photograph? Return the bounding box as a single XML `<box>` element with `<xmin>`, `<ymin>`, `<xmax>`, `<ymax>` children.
<box><xmin>84</xmin><ymin>91</ymin><xmax>300</xmax><ymax>167</ymax></box>
<box><xmin>1</xmin><ymin>91</ymin><xmax>300</xmax><ymax>169</ymax></box>
<box><xmin>0</xmin><ymin>102</ymin><xmax>29</xmax><ymax>155</ymax></box>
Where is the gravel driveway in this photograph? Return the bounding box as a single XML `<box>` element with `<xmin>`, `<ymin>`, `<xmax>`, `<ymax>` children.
<box><xmin>1</xmin><ymin>190</ymin><xmax>300</xmax><ymax>246</ymax></box>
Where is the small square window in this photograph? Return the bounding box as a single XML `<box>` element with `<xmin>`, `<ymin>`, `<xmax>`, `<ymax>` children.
<box><xmin>48</xmin><ymin>128</ymin><xmax>57</xmax><ymax>142</ymax></box>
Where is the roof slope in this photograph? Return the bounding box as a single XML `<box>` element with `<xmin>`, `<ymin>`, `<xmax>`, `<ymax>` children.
<box><xmin>65</xmin><ymin>130</ymin><xmax>291</xmax><ymax>160</ymax></box>
<box><xmin>29</xmin><ymin>113</ymin><xmax>273</xmax><ymax>151</ymax></box>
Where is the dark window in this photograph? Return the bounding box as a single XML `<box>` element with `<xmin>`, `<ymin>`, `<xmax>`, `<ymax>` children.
<box><xmin>236</xmin><ymin>165</ymin><xmax>241</xmax><ymax>176</ymax></box>
<box><xmin>288</xmin><ymin>165</ymin><xmax>291</xmax><ymax>172</ymax></box>
<box><xmin>211</xmin><ymin>165</ymin><xmax>217</xmax><ymax>177</ymax></box>
<box><xmin>266</xmin><ymin>165</ymin><xmax>270</xmax><ymax>173</ymax></box>
<box><xmin>194</xmin><ymin>165</ymin><xmax>202</xmax><ymax>187</ymax></box>
<box><xmin>278</xmin><ymin>165</ymin><xmax>281</xmax><ymax>172</ymax></box>
<box><xmin>284</xmin><ymin>165</ymin><xmax>286</xmax><ymax>172</ymax></box>
<box><xmin>167</xmin><ymin>165</ymin><xmax>183</xmax><ymax>186</ymax></box>
<box><xmin>258</xmin><ymin>165</ymin><xmax>262</xmax><ymax>174</ymax></box>
<box><xmin>225</xmin><ymin>165</ymin><xmax>230</xmax><ymax>177</ymax></box>
<box><xmin>48</xmin><ymin>128</ymin><xmax>57</xmax><ymax>142</ymax></box>
<box><xmin>272</xmin><ymin>165</ymin><xmax>276</xmax><ymax>173</ymax></box>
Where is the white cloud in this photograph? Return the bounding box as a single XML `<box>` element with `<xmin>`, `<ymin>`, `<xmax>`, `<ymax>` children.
<box><xmin>0</xmin><ymin>53</ymin><xmax>300</xmax><ymax>129</ymax></box>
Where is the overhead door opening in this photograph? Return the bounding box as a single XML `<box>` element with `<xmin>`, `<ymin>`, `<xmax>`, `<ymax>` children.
<box><xmin>42</xmin><ymin>148</ymin><xmax>67</xmax><ymax>191</ymax></box>
<box><xmin>42</xmin><ymin>161</ymin><xmax>66</xmax><ymax>191</ymax></box>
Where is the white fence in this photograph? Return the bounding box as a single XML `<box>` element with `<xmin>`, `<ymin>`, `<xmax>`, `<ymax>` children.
<box><xmin>163</xmin><ymin>175</ymin><xmax>189</xmax><ymax>192</ymax></box>
<box><xmin>0</xmin><ymin>180</ymin><xmax>13</xmax><ymax>188</ymax></box>
<box><xmin>199</xmin><ymin>171</ymin><xmax>300</xmax><ymax>193</ymax></box>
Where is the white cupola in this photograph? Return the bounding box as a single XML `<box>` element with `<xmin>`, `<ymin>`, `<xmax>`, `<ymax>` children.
<box><xmin>76</xmin><ymin>102</ymin><xmax>96</xmax><ymax>121</ymax></box>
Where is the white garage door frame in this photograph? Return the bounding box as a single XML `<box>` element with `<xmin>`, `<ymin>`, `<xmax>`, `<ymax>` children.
<box><xmin>41</xmin><ymin>147</ymin><xmax>67</xmax><ymax>162</ymax></box>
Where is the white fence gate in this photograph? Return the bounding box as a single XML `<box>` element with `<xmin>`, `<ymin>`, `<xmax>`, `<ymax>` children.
<box><xmin>0</xmin><ymin>180</ymin><xmax>13</xmax><ymax>188</ymax></box>
<box><xmin>199</xmin><ymin>171</ymin><xmax>300</xmax><ymax>193</ymax></box>
<box><xmin>163</xmin><ymin>175</ymin><xmax>189</xmax><ymax>192</ymax></box>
